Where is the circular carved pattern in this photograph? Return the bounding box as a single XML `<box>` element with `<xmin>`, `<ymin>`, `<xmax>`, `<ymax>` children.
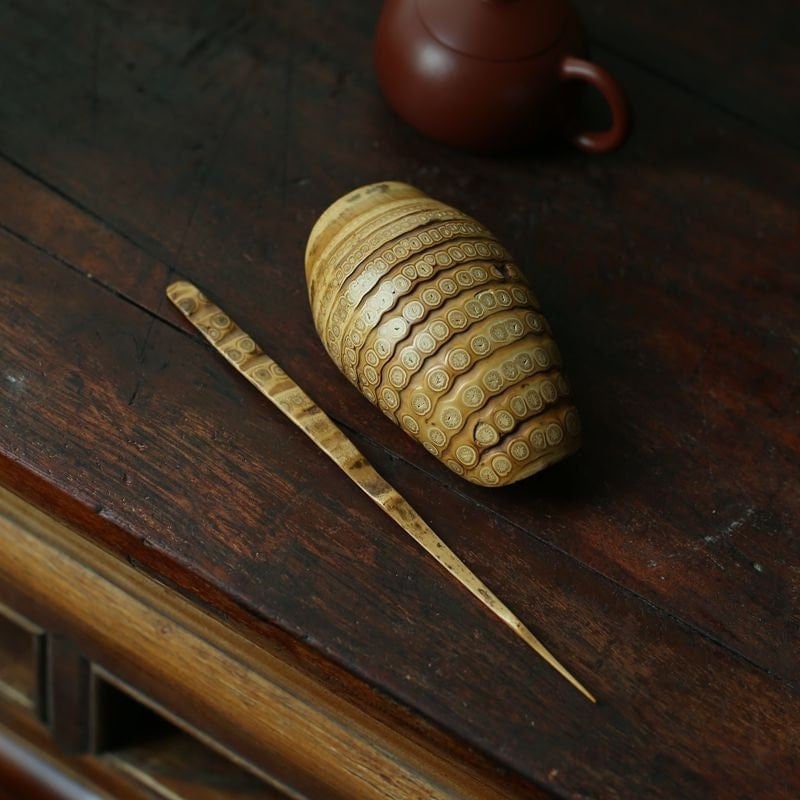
<box><xmin>489</xmin><ymin>322</ymin><xmax>509</xmax><ymax>342</ymax></box>
<box><xmin>501</xmin><ymin>362</ymin><xmax>519</xmax><ymax>381</ymax></box>
<box><xmin>402</xmin><ymin>414</ymin><xmax>420</xmax><ymax>434</ymax></box>
<box><xmin>456</xmin><ymin>445</ymin><xmax>478</xmax><ymax>466</ymax></box>
<box><xmin>482</xmin><ymin>370</ymin><xmax>503</xmax><ymax>392</ymax></box>
<box><xmin>326</xmin><ymin>218</ymin><xmax>501</xmax><ymax>354</ymax></box>
<box><xmin>515</xmin><ymin>353</ymin><xmax>534</xmax><ymax>373</ymax></box>
<box><xmin>448</xmin><ymin>246</ymin><xmax>464</xmax><ymax>260</ymax></box>
<box><xmin>471</xmin><ymin>266</ymin><xmax>488</xmax><ymax>281</ymax></box>
<box><xmin>510</xmin><ymin>396</ymin><xmax>527</xmax><ymax>417</ymax></box>
<box><xmin>400</xmin><ymin>348</ymin><xmax>420</xmax><ymax>370</ymax></box>
<box><xmin>430</xmin><ymin>321</ymin><xmax>449</xmax><ymax>341</ymax></box>
<box><xmin>403</xmin><ymin>301</ymin><xmax>425</xmax><ymax>322</ymax></box>
<box><xmin>477</xmin><ymin>290</ymin><xmax>497</xmax><ymax>309</ymax></box>
<box><xmin>493</xmin><ymin>456</ymin><xmax>513</xmax><ymax>477</ymax></box>
<box><xmin>463</xmin><ymin>385</ymin><xmax>485</xmax><ymax>408</ymax></box>
<box><xmin>306</xmin><ymin>183</ymin><xmax>581</xmax><ymax>487</ymax></box>
<box><xmin>475</xmin><ymin>422</ymin><xmax>499</xmax><ymax>447</ymax></box>
<box><xmin>412</xmin><ymin>393</ymin><xmax>432</xmax><ymax>415</ymax></box>
<box><xmin>465</xmin><ymin>299</ymin><xmax>483</xmax><ymax>318</ymax></box>
<box><xmin>447</xmin><ymin>309</ymin><xmax>468</xmax><ymax>329</ymax></box>
<box><xmin>479</xmin><ymin>467</ymin><xmax>499</xmax><ymax>485</ymax></box>
<box><xmin>441</xmin><ymin>407</ymin><xmax>462</xmax><ymax>429</ymax></box>
<box><xmin>447</xmin><ymin>348</ymin><xmax>470</xmax><ymax>370</ymax></box>
<box><xmin>510</xmin><ymin>440</ymin><xmax>530</xmax><ymax>461</ymax></box>
<box><xmin>393</xmin><ymin>274</ymin><xmax>411</xmax><ymax>293</ymax></box>
<box><xmin>322</xmin><ymin>204</ymin><xmax>447</xmax><ymax>300</ymax></box>
<box><xmin>496</xmin><ymin>289</ymin><xmax>512</xmax><ymax>307</ymax></box>
<box><xmin>531</xmin><ymin>429</ymin><xmax>547</xmax><ymax>450</ymax></box>
<box><xmin>416</xmin><ymin>332</ymin><xmax>436</xmax><ymax>354</ymax></box>
<box><xmin>426</xmin><ymin>368</ymin><xmax>450</xmax><ymax>392</ymax></box>
<box><xmin>446</xmin><ymin>459</ymin><xmax>465</xmax><ymax>476</ymax></box>
<box><xmin>495</xmin><ymin>410</ymin><xmax>515</xmax><ymax>432</ymax></box>
<box><xmin>439</xmin><ymin>277</ymin><xmax>458</xmax><ymax>295</ymax></box>
<box><xmin>428</xmin><ymin>427</ymin><xmax>446</xmax><ymax>447</ymax></box>
<box><xmin>525</xmin><ymin>388</ymin><xmax>543</xmax><ymax>412</ymax></box>
<box><xmin>422</xmin><ymin>287</ymin><xmax>442</xmax><ymax>306</ymax></box>
<box><xmin>381</xmin><ymin>387</ymin><xmax>400</xmax><ymax>410</ymax></box>
<box><xmin>533</xmin><ymin>347</ymin><xmax>550</xmax><ymax>368</ymax></box>
<box><xmin>546</xmin><ymin>422</ymin><xmax>564</xmax><ymax>445</ymax></box>
<box><xmin>470</xmin><ymin>335</ymin><xmax>491</xmax><ymax>355</ymax></box>
<box><xmin>389</xmin><ymin>365</ymin><xmax>406</xmax><ymax>388</ymax></box>
<box><xmin>541</xmin><ymin>380</ymin><xmax>558</xmax><ymax>403</ymax></box>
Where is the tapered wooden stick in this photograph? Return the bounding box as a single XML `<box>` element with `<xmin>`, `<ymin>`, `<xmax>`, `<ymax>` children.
<box><xmin>167</xmin><ymin>280</ymin><xmax>596</xmax><ymax>703</ymax></box>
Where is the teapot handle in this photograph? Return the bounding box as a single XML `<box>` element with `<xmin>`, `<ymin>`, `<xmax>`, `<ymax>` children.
<box><xmin>559</xmin><ymin>56</ymin><xmax>630</xmax><ymax>154</ymax></box>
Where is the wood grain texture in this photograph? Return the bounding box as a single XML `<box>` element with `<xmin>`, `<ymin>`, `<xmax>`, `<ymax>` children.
<box><xmin>0</xmin><ymin>0</ymin><xmax>796</xmax><ymax>683</ymax></box>
<box><xmin>0</xmin><ymin>485</ymin><xmax>536</xmax><ymax>800</ymax></box>
<box><xmin>573</xmin><ymin>0</ymin><xmax>800</xmax><ymax>143</ymax></box>
<box><xmin>167</xmin><ymin>278</ymin><xmax>594</xmax><ymax>700</ymax></box>
<box><xmin>0</xmin><ymin>0</ymin><xmax>798</xmax><ymax>797</ymax></box>
<box><xmin>0</xmin><ymin>606</ymin><xmax>44</xmax><ymax>716</ymax></box>
<box><xmin>0</xmin><ymin>687</ymin><xmax>166</xmax><ymax>799</ymax></box>
<box><xmin>0</xmin><ymin>725</ymin><xmax>104</xmax><ymax>800</ymax></box>
<box><xmin>1</xmin><ymin>216</ymin><xmax>799</xmax><ymax>798</ymax></box>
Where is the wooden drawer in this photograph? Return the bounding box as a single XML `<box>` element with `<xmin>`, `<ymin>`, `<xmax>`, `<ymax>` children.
<box><xmin>0</xmin><ymin>485</ymin><xmax>524</xmax><ymax>799</ymax></box>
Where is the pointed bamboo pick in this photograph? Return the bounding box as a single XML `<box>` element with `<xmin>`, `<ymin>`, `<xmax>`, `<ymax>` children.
<box><xmin>167</xmin><ymin>280</ymin><xmax>596</xmax><ymax>703</ymax></box>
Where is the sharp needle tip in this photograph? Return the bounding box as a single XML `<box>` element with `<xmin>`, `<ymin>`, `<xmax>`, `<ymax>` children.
<box><xmin>516</xmin><ymin>629</ymin><xmax>597</xmax><ymax>703</ymax></box>
<box><xmin>556</xmin><ymin>663</ymin><xmax>597</xmax><ymax>704</ymax></box>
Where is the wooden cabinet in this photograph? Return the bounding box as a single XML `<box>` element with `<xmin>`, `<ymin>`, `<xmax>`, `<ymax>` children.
<box><xmin>0</xmin><ymin>487</ymin><xmax>516</xmax><ymax>798</ymax></box>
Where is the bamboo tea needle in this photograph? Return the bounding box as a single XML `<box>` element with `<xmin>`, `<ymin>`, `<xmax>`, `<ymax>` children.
<box><xmin>167</xmin><ymin>280</ymin><xmax>596</xmax><ymax>703</ymax></box>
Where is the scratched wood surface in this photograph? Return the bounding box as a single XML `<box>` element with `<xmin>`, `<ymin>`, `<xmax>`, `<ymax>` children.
<box><xmin>0</xmin><ymin>1</ymin><xmax>798</xmax><ymax>798</ymax></box>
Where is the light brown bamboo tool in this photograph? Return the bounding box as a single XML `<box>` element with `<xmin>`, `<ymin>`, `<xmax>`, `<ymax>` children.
<box><xmin>167</xmin><ymin>280</ymin><xmax>596</xmax><ymax>703</ymax></box>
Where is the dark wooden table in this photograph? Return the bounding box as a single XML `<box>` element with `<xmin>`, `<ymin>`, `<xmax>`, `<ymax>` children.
<box><xmin>1</xmin><ymin>1</ymin><xmax>798</xmax><ymax>798</ymax></box>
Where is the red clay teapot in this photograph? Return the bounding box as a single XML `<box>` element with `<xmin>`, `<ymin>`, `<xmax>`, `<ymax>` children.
<box><xmin>374</xmin><ymin>0</ymin><xmax>629</xmax><ymax>153</ymax></box>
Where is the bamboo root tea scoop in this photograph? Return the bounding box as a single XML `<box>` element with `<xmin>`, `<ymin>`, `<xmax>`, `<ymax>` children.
<box><xmin>305</xmin><ymin>181</ymin><xmax>581</xmax><ymax>488</ymax></box>
<box><xmin>167</xmin><ymin>280</ymin><xmax>595</xmax><ymax>702</ymax></box>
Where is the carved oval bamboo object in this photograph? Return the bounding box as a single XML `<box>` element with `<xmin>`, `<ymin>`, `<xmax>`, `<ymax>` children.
<box><xmin>305</xmin><ymin>182</ymin><xmax>580</xmax><ymax>487</ymax></box>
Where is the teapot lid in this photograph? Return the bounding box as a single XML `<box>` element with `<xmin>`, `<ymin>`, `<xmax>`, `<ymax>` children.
<box><xmin>417</xmin><ymin>0</ymin><xmax>570</xmax><ymax>61</ymax></box>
